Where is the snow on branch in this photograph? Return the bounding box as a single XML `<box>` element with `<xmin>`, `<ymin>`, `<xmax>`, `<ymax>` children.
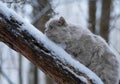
<box><xmin>0</xmin><ymin>2</ymin><xmax>103</xmax><ymax>84</ymax></box>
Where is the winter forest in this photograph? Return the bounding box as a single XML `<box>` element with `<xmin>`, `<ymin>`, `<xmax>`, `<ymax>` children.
<box><xmin>0</xmin><ymin>0</ymin><xmax>120</xmax><ymax>84</ymax></box>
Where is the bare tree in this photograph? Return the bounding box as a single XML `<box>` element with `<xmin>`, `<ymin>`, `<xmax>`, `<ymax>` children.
<box><xmin>28</xmin><ymin>63</ymin><xmax>38</xmax><ymax>84</ymax></box>
<box><xmin>88</xmin><ymin>0</ymin><xmax>96</xmax><ymax>33</ymax></box>
<box><xmin>33</xmin><ymin>0</ymin><xmax>53</xmax><ymax>32</ymax></box>
<box><xmin>19</xmin><ymin>54</ymin><xmax>23</xmax><ymax>84</ymax></box>
<box><xmin>0</xmin><ymin>69</ymin><xmax>13</xmax><ymax>84</ymax></box>
<box><xmin>100</xmin><ymin>0</ymin><xmax>112</xmax><ymax>42</ymax></box>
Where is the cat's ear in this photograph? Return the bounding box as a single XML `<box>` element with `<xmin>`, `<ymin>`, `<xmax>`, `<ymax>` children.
<box><xmin>58</xmin><ymin>17</ymin><xmax>66</xmax><ymax>26</ymax></box>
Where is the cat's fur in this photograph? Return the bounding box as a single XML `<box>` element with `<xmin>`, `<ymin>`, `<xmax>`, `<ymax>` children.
<box><xmin>45</xmin><ymin>17</ymin><xmax>119</xmax><ymax>84</ymax></box>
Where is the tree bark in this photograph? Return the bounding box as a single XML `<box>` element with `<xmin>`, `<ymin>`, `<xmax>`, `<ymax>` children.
<box><xmin>33</xmin><ymin>0</ymin><xmax>53</xmax><ymax>33</ymax></box>
<box><xmin>100</xmin><ymin>0</ymin><xmax>112</xmax><ymax>42</ymax></box>
<box><xmin>0</xmin><ymin>4</ymin><xmax>103</xmax><ymax>84</ymax></box>
<box><xmin>46</xmin><ymin>75</ymin><xmax>56</xmax><ymax>84</ymax></box>
<box><xmin>89</xmin><ymin>0</ymin><xmax>96</xmax><ymax>33</ymax></box>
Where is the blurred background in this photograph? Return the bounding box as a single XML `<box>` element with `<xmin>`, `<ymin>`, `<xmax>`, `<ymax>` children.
<box><xmin>0</xmin><ymin>0</ymin><xmax>120</xmax><ymax>84</ymax></box>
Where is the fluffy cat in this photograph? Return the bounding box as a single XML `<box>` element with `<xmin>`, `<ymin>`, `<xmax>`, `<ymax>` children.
<box><xmin>45</xmin><ymin>17</ymin><xmax>119</xmax><ymax>84</ymax></box>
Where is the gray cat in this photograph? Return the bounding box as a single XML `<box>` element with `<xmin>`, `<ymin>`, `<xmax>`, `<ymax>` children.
<box><xmin>45</xmin><ymin>17</ymin><xmax>119</xmax><ymax>84</ymax></box>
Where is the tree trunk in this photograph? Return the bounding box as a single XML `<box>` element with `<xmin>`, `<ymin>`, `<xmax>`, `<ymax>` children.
<box><xmin>46</xmin><ymin>75</ymin><xmax>56</xmax><ymax>84</ymax></box>
<box><xmin>33</xmin><ymin>0</ymin><xmax>53</xmax><ymax>33</ymax></box>
<box><xmin>100</xmin><ymin>0</ymin><xmax>112</xmax><ymax>42</ymax></box>
<box><xmin>0</xmin><ymin>3</ymin><xmax>103</xmax><ymax>84</ymax></box>
<box><xmin>19</xmin><ymin>54</ymin><xmax>23</xmax><ymax>84</ymax></box>
<box><xmin>28</xmin><ymin>63</ymin><xmax>38</xmax><ymax>84</ymax></box>
<box><xmin>88</xmin><ymin>0</ymin><xmax>96</xmax><ymax>33</ymax></box>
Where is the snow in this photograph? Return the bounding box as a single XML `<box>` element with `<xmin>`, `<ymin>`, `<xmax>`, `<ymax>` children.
<box><xmin>0</xmin><ymin>2</ymin><xmax>103</xmax><ymax>84</ymax></box>
<box><xmin>79</xmin><ymin>76</ymin><xmax>88</xmax><ymax>84</ymax></box>
<box><xmin>64</xmin><ymin>66</ymin><xmax>88</xmax><ymax>84</ymax></box>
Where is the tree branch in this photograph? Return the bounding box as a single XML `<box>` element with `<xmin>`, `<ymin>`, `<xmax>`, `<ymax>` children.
<box><xmin>0</xmin><ymin>69</ymin><xmax>13</xmax><ymax>84</ymax></box>
<box><xmin>0</xmin><ymin>3</ymin><xmax>103</xmax><ymax>84</ymax></box>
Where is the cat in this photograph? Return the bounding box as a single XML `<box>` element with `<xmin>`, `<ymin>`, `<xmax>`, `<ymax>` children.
<box><xmin>45</xmin><ymin>17</ymin><xmax>120</xmax><ymax>84</ymax></box>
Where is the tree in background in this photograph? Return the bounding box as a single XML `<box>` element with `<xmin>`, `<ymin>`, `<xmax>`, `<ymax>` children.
<box><xmin>100</xmin><ymin>0</ymin><xmax>112</xmax><ymax>42</ymax></box>
<box><xmin>88</xmin><ymin>0</ymin><xmax>96</xmax><ymax>33</ymax></box>
<box><xmin>89</xmin><ymin>0</ymin><xmax>112</xmax><ymax>42</ymax></box>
